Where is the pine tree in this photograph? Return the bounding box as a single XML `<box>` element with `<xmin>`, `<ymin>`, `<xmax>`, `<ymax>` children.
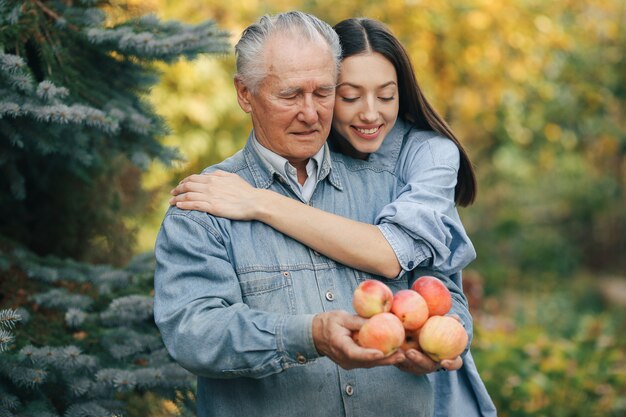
<box><xmin>0</xmin><ymin>0</ymin><xmax>229</xmax><ymax>264</ymax></box>
<box><xmin>0</xmin><ymin>1</ymin><xmax>230</xmax><ymax>414</ymax></box>
<box><xmin>0</xmin><ymin>243</ymin><xmax>196</xmax><ymax>416</ymax></box>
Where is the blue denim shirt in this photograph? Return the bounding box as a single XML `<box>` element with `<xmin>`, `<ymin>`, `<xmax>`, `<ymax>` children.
<box><xmin>154</xmin><ymin>126</ymin><xmax>471</xmax><ymax>417</ymax></box>
<box><xmin>367</xmin><ymin>121</ymin><xmax>497</xmax><ymax>417</ymax></box>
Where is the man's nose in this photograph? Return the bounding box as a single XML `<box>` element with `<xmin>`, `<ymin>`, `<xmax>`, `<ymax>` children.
<box><xmin>297</xmin><ymin>94</ymin><xmax>319</xmax><ymax>125</ymax></box>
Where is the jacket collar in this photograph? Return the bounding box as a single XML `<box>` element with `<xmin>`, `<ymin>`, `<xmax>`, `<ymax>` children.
<box><xmin>242</xmin><ymin>131</ymin><xmax>343</xmax><ymax>192</ymax></box>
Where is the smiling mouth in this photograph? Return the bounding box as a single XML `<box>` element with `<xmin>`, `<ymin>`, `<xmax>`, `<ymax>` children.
<box><xmin>355</xmin><ymin>126</ymin><xmax>380</xmax><ymax>135</ymax></box>
<box><xmin>352</xmin><ymin>125</ymin><xmax>384</xmax><ymax>139</ymax></box>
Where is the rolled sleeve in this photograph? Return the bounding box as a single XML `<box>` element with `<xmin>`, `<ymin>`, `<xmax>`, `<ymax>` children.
<box><xmin>377</xmin><ymin>222</ymin><xmax>429</xmax><ymax>274</ymax></box>
<box><xmin>375</xmin><ymin>135</ymin><xmax>476</xmax><ymax>276</ymax></box>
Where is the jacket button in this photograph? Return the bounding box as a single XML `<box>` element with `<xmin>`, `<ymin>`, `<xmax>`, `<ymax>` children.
<box><xmin>325</xmin><ymin>291</ymin><xmax>335</xmax><ymax>301</ymax></box>
<box><xmin>296</xmin><ymin>353</ymin><xmax>307</xmax><ymax>364</ymax></box>
<box><xmin>345</xmin><ymin>384</ymin><xmax>354</xmax><ymax>396</ymax></box>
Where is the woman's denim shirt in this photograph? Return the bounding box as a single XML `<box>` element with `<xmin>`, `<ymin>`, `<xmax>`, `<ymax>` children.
<box><xmin>154</xmin><ymin>123</ymin><xmax>471</xmax><ymax>417</ymax></box>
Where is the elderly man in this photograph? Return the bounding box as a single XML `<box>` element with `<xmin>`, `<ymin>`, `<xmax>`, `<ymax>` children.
<box><xmin>154</xmin><ymin>11</ymin><xmax>468</xmax><ymax>417</ymax></box>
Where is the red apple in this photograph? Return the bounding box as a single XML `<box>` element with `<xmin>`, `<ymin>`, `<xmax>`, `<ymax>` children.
<box><xmin>355</xmin><ymin>312</ymin><xmax>405</xmax><ymax>356</ymax></box>
<box><xmin>391</xmin><ymin>289</ymin><xmax>429</xmax><ymax>330</ymax></box>
<box><xmin>411</xmin><ymin>276</ymin><xmax>452</xmax><ymax>316</ymax></box>
<box><xmin>418</xmin><ymin>316</ymin><xmax>468</xmax><ymax>361</ymax></box>
<box><xmin>352</xmin><ymin>279</ymin><xmax>394</xmax><ymax>318</ymax></box>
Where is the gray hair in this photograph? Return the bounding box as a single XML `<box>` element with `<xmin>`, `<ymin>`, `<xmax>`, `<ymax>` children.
<box><xmin>234</xmin><ymin>11</ymin><xmax>341</xmax><ymax>93</ymax></box>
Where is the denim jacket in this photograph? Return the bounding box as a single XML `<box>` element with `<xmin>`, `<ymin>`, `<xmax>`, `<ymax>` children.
<box><xmin>154</xmin><ymin>125</ymin><xmax>471</xmax><ymax>417</ymax></box>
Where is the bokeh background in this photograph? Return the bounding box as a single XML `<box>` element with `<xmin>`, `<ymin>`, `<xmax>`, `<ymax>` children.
<box><xmin>1</xmin><ymin>0</ymin><xmax>625</xmax><ymax>416</ymax></box>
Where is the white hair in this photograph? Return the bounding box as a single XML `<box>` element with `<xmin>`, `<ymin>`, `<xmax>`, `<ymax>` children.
<box><xmin>234</xmin><ymin>11</ymin><xmax>341</xmax><ymax>93</ymax></box>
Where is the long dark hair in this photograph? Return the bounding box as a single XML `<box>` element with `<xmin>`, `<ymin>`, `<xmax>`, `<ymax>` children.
<box><xmin>332</xmin><ymin>18</ymin><xmax>476</xmax><ymax>206</ymax></box>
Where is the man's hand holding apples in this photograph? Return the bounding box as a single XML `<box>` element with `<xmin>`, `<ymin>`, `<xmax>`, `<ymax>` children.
<box><xmin>311</xmin><ymin>310</ymin><xmax>406</xmax><ymax>370</ymax></box>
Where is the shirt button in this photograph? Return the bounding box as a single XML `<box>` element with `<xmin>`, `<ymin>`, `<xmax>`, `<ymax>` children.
<box><xmin>407</xmin><ymin>261</ymin><xmax>414</xmax><ymax>269</ymax></box>
<box><xmin>345</xmin><ymin>384</ymin><xmax>354</xmax><ymax>396</ymax></box>
<box><xmin>325</xmin><ymin>290</ymin><xmax>335</xmax><ymax>301</ymax></box>
<box><xmin>296</xmin><ymin>353</ymin><xmax>307</xmax><ymax>364</ymax></box>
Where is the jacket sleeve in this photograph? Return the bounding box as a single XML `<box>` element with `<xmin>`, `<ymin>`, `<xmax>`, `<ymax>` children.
<box><xmin>153</xmin><ymin>210</ymin><xmax>319</xmax><ymax>379</ymax></box>
<box><xmin>375</xmin><ymin>134</ymin><xmax>476</xmax><ymax>276</ymax></box>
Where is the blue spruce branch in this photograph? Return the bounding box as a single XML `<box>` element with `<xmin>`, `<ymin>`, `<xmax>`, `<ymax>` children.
<box><xmin>99</xmin><ymin>295</ymin><xmax>153</xmax><ymax>326</ymax></box>
<box><xmin>0</xmin><ymin>329</ymin><xmax>15</xmax><ymax>352</ymax></box>
<box><xmin>30</xmin><ymin>288</ymin><xmax>93</xmax><ymax>311</ymax></box>
<box><xmin>0</xmin><ymin>309</ymin><xmax>21</xmax><ymax>329</ymax></box>
<box><xmin>0</xmin><ymin>309</ymin><xmax>21</xmax><ymax>352</ymax></box>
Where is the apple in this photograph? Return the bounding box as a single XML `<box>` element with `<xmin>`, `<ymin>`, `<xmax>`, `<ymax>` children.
<box><xmin>411</xmin><ymin>276</ymin><xmax>452</xmax><ymax>316</ymax></box>
<box><xmin>355</xmin><ymin>312</ymin><xmax>405</xmax><ymax>356</ymax></box>
<box><xmin>352</xmin><ymin>279</ymin><xmax>394</xmax><ymax>318</ymax></box>
<box><xmin>391</xmin><ymin>289</ymin><xmax>429</xmax><ymax>330</ymax></box>
<box><xmin>418</xmin><ymin>315</ymin><xmax>468</xmax><ymax>361</ymax></box>
<box><xmin>400</xmin><ymin>328</ymin><xmax>422</xmax><ymax>352</ymax></box>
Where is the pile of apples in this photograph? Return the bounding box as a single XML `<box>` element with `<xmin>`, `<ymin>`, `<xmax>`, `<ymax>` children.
<box><xmin>352</xmin><ymin>276</ymin><xmax>468</xmax><ymax>362</ymax></box>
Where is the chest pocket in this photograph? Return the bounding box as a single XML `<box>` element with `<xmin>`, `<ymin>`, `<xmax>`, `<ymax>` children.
<box><xmin>238</xmin><ymin>271</ymin><xmax>297</xmax><ymax>315</ymax></box>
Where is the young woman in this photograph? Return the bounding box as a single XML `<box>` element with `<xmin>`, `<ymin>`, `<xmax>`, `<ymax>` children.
<box><xmin>170</xmin><ymin>17</ymin><xmax>496</xmax><ymax>417</ymax></box>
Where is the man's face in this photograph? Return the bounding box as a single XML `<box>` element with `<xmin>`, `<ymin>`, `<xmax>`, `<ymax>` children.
<box><xmin>236</xmin><ymin>35</ymin><xmax>336</xmax><ymax>167</ymax></box>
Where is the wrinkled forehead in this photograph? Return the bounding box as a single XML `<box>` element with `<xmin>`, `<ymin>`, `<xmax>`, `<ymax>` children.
<box><xmin>261</xmin><ymin>34</ymin><xmax>337</xmax><ymax>78</ymax></box>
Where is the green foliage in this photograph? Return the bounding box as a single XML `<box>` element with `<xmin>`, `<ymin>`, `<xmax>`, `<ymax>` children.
<box><xmin>0</xmin><ymin>243</ymin><xmax>194</xmax><ymax>417</ymax></box>
<box><xmin>0</xmin><ymin>0</ymin><xmax>229</xmax><ymax>264</ymax></box>
<box><xmin>472</xmin><ymin>284</ymin><xmax>626</xmax><ymax>416</ymax></box>
<box><xmin>0</xmin><ymin>308</ymin><xmax>21</xmax><ymax>352</ymax></box>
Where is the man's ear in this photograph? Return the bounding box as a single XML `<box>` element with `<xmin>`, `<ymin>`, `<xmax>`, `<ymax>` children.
<box><xmin>234</xmin><ymin>77</ymin><xmax>252</xmax><ymax>113</ymax></box>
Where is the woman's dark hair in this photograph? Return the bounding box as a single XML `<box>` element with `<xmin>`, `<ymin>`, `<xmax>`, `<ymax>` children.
<box><xmin>332</xmin><ymin>18</ymin><xmax>476</xmax><ymax>206</ymax></box>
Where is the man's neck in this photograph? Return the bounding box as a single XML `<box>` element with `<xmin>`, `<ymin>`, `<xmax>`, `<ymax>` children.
<box><xmin>289</xmin><ymin>160</ymin><xmax>309</xmax><ymax>185</ymax></box>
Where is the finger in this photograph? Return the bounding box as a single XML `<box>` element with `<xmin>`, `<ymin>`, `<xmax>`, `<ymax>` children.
<box><xmin>338</xmin><ymin>334</ymin><xmax>384</xmax><ymax>360</ymax></box>
<box><xmin>440</xmin><ymin>356</ymin><xmax>463</xmax><ymax>371</ymax></box>
<box><xmin>171</xmin><ymin>181</ymin><xmax>207</xmax><ymax>196</ymax></box>
<box><xmin>380</xmin><ymin>350</ymin><xmax>406</xmax><ymax>365</ymax></box>
<box><xmin>342</xmin><ymin>315</ymin><xmax>369</xmax><ymax>332</ymax></box>
<box><xmin>405</xmin><ymin>349</ymin><xmax>438</xmax><ymax>372</ymax></box>
<box><xmin>179</xmin><ymin>174</ymin><xmax>211</xmax><ymax>185</ymax></box>
<box><xmin>175</xmin><ymin>201</ymin><xmax>212</xmax><ymax>212</ymax></box>
<box><xmin>170</xmin><ymin>191</ymin><xmax>212</xmax><ymax>204</ymax></box>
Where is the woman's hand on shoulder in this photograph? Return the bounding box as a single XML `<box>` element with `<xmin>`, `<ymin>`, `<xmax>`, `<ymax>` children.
<box><xmin>169</xmin><ymin>171</ymin><xmax>261</xmax><ymax>220</ymax></box>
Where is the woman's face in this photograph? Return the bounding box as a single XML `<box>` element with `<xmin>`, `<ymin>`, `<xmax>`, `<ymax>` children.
<box><xmin>332</xmin><ymin>52</ymin><xmax>399</xmax><ymax>159</ymax></box>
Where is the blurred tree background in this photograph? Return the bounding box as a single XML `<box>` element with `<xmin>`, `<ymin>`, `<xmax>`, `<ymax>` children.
<box><xmin>1</xmin><ymin>0</ymin><xmax>625</xmax><ymax>416</ymax></box>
